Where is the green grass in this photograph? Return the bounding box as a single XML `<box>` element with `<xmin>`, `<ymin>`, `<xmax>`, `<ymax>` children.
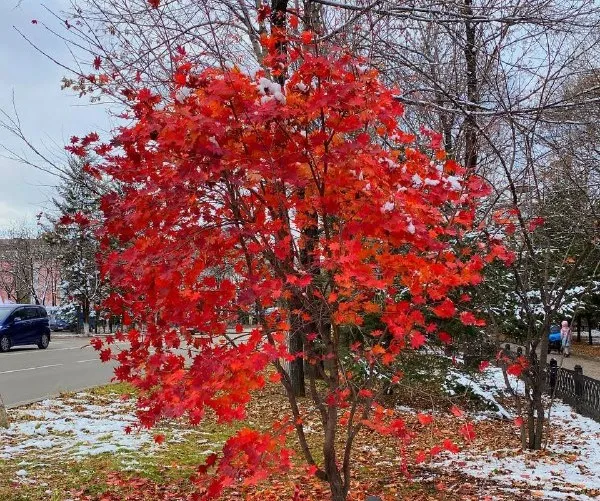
<box><xmin>0</xmin><ymin>382</ymin><xmax>238</xmax><ymax>501</ymax></box>
<box><xmin>87</xmin><ymin>382</ymin><xmax>136</xmax><ymax>398</ymax></box>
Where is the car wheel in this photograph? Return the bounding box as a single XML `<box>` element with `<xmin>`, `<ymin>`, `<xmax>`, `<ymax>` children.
<box><xmin>38</xmin><ymin>333</ymin><xmax>50</xmax><ymax>350</ymax></box>
<box><xmin>0</xmin><ymin>334</ymin><xmax>10</xmax><ymax>352</ymax></box>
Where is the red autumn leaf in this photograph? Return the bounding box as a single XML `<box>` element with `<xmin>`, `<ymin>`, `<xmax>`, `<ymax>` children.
<box><xmin>420</xmin><ymin>126</ymin><xmax>443</xmax><ymax>149</ymax></box>
<box><xmin>58</xmin><ymin>214</ymin><xmax>73</xmax><ymax>225</ymax></box>
<box><xmin>450</xmin><ymin>405</ymin><xmax>464</xmax><ymax>418</ymax></box>
<box><xmin>90</xmin><ymin>337</ymin><xmax>103</xmax><ymax>350</ymax></box>
<box><xmin>430</xmin><ymin>445</ymin><xmax>442</xmax><ymax>457</ymax></box>
<box><xmin>432</xmin><ymin>299</ymin><xmax>455</xmax><ymax>318</ymax></box>
<box><xmin>514</xmin><ymin>416</ymin><xmax>524</xmax><ymax>427</ymax></box>
<box><xmin>286</xmin><ymin>274</ymin><xmax>311</xmax><ymax>287</ymax></box>
<box><xmin>93</xmin><ymin>55</ymin><xmax>102</xmax><ymax>70</ymax></box>
<box><xmin>154</xmin><ymin>434</ymin><xmax>166</xmax><ymax>444</ymax></box>
<box><xmin>205</xmin><ymin>453</ymin><xmax>218</xmax><ymax>467</ymax></box>
<box><xmin>410</xmin><ymin>331</ymin><xmax>427</xmax><ymax>349</ymax></box>
<box><xmin>442</xmin><ymin>439</ymin><xmax>460</xmax><ymax>453</ymax></box>
<box><xmin>478</xmin><ymin>360</ymin><xmax>490</xmax><ymax>372</ymax></box>
<box><xmin>438</xmin><ymin>331</ymin><xmax>452</xmax><ymax>345</ymax></box>
<box><xmin>31</xmin><ymin>19</ymin><xmax>38</xmax><ymax>24</ymax></box>
<box><xmin>99</xmin><ymin>348</ymin><xmax>112</xmax><ymax>362</ymax></box>
<box><xmin>415</xmin><ymin>450</ymin><xmax>427</xmax><ymax>463</ymax></box>
<box><xmin>507</xmin><ymin>356</ymin><xmax>528</xmax><ymax>377</ymax></box>
<box><xmin>296</xmin><ymin>275</ymin><xmax>312</xmax><ymax>287</ymax></box>
<box><xmin>148</xmin><ymin>0</ymin><xmax>160</xmax><ymax>8</ymax></box>
<box><xmin>301</xmin><ymin>31</ymin><xmax>313</xmax><ymax>44</ymax></box>
<box><xmin>417</xmin><ymin>413</ymin><xmax>433</xmax><ymax>425</ymax></box>
<box><xmin>459</xmin><ymin>311</ymin><xmax>479</xmax><ymax>326</ymax></box>
<box><xmin>289</xmin><ymin>15</ymin><xmax>299</xmax><ymax>29</ymax></box>
<box><xmin>460</xmin><ymin>422</ymin><xmax>476</xmax><ymax>441</ymax></box>
<box><xmin>257</xmin><ymin>4</ymin><xmax>271</xmax><ymax>22</ymax></box>
<box><xmin>507</xmin><ymin>363</ymin><xmax>524</xmax><ymax>376</ymax></box>
<box><xmin>273</xmin><ymin>237</ymin><xmax>290</xmax><ymax>260</ymax></box>
<box><xmin>528</xmin><ymin>216</ymin><xmax>545</xmax><ymax>231</ymax></box>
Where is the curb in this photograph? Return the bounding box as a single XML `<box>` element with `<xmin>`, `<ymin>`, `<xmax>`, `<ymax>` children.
<box><xmin>52</xmin><ymin>333</ymin><xmax>114</xmax><ymax>339</ymax></box>
<box><xmin>5</xmin><ymin>384</ymin><xmax>115</xmax><ymax>410</ymax></box>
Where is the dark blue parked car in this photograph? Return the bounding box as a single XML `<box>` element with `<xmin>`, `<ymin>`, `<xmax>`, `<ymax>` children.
<box><xmin>0</xmin><ymin>304</ymin><xmax>51</xmax><ymax>352</ymax></box>
<box><xmin>49</xmin><ymin>316</ymin><xmax>76</xmax><ymax>332</ymax></box>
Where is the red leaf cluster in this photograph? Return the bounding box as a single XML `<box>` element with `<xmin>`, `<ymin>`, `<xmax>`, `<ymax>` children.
<box><xmin>73</xmin><ymin>33</ymin><xmax>500</xmax><ymax>497</ymax></box>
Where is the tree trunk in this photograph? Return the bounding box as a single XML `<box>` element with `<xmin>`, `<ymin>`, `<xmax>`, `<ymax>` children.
<box><xmin>526</xmin><ymin>326</ymin><xmax>550</xmax><ymax>450</ymax></box>
<box><xmin>83</xmin><ymin>300</ymin><xmax>90</xmax><ymax>336</ymax></box>
<box><xmin>287</xmin><ymin>305</ymin><xmax>306</xmax><ymax>398</ymax></box>
<box><xmin>577</xmin><ymin>315</ymin><xmax>582</xmax><ymax>342</ymax></box>
<box><xmin>532</xmin><ymin>381</ymin><xmax>545</xmax><ymax>449</ymax></box>
<box><xmin>269</xmin><ymin>0</ymin><xmax>308</xmax><ymax>396</ymax></box>
<box><xmin>526</xmin><ymin>379</ymin><xmax>535</xmax><ymax>446</ymax></box>
<box><xmin>463</xmin><ymin>0</ymin><xmax>479</xmax><ymax>171</ymax></box>
<box><xmin>328</xmin><ymin>482</ymin><xmax>346</xmax><ymax>501</ymax></box>
<box><xmin>588</xmin><ymin>316</ymin><xmax>593</xmax><ymax>345</ymax></box>
<box><xmin>270</xmin><ymin>0</ymin><xmax>289</xmax><ymax>85</ymax></box>
<box><xmin>324</xmin><ymin>406</ymin><xmax>346</xmax><ymax>501</ymax></box>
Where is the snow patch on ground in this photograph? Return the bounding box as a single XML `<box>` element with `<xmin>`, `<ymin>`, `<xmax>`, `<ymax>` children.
<box><xmin>437</xmin><ymin>366</ymin><xmax>600</xmax><ymax>499</ymax></box>
<box><xmin>445</xmin><ymin>368</ymin><xmax>513</xmax><ymax>419</ymax></box>
<box><xmin>0</xmin><ymin>395</ymin><xmax>153</xmax><ymax>460</ymax></box>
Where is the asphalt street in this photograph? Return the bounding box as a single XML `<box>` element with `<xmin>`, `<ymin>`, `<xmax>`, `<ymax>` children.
<box><xmin>0</xmin><ymin>337</ymin><xmax>115</xmax><ymax>408</ymax></box>
<box><xmin>2</xmin><ymin>334</ymin><xmax>600</xmax><ymax>409</ymax></box>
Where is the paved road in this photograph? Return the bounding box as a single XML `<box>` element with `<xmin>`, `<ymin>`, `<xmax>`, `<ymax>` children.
<box><xmin>0</xmin><ymin>337</ymin><xmax>115</xmax><ymax>408</ymax></box>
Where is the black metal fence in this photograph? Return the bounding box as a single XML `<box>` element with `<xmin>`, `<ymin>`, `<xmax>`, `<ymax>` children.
<box><xmin>548</xmin><ymin>361</ymin><xmax>600</xmax><ymax>422</ymax></box>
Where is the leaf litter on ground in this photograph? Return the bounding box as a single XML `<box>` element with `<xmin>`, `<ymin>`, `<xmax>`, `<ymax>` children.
<box><xmin>0</xmin><ymin>365</ymin><xmax>599</xmax><ymax>499</ymax></box>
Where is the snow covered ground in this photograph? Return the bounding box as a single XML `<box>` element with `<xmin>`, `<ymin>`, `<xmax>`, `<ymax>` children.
<box><xmin>0</xmin><ymin>392</ymin><xmax>153</xmax><ymax>460</ymax></box>
<box><xmin>434</xmin><ymin>366</ymin><xmax>600</xmax><ymax>500</ymax></box>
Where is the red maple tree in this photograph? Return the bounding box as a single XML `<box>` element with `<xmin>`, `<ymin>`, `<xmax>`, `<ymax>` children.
<box><xmin>71</xmin><ymin>31</ymin><xmax>502</xmax><ymax>500</ymax></box>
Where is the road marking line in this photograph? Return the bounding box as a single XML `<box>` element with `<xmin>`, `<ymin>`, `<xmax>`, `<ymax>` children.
<box><xmin>5</xmin><ymin>347</ymin><xmax>86</xmax><ymax>357</ymax></box>
<box><xmin>0</xmin><ymin>363</ymin><xmax>64</xmax><ymax>375</ymax></box>
<box><xmin>76</xmin><ymin>359</ymin><xmax>99</xmax><ymax>363</ymax></box>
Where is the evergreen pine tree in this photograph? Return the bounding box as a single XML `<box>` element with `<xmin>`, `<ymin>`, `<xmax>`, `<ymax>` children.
<box><xmin>47</xmin><ymin>158</ymin><xmax>106</xmax><ymax>334</ymax></box>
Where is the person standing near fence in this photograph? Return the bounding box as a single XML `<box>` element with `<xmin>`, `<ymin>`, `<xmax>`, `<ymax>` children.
<box><xmin>561</xmin><ymin>320</ymin><xmax>572</xmax><ymax>357</ymax></box>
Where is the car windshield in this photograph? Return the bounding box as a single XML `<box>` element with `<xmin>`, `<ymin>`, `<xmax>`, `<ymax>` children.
<box><xmin>0</xmin><ymin>307</ymin><xmax>14</xmax><ymax>323</ymax></box>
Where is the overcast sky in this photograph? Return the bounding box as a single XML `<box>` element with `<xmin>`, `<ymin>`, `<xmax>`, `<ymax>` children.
<box><xmin>0</xmin><ymin>0</ymin><xmax>112</xmax><ymax>231</ymax></box>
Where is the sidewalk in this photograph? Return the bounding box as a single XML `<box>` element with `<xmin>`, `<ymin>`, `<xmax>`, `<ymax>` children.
<box><xmin>506</xmin><ymin>342</ymin><xmax>600</xmax><ymax>380</ymax></box>
<box><xmin>549</xmin><ymin>351</ymin><xmax>600</xmax><ymax>379</ymax></box>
